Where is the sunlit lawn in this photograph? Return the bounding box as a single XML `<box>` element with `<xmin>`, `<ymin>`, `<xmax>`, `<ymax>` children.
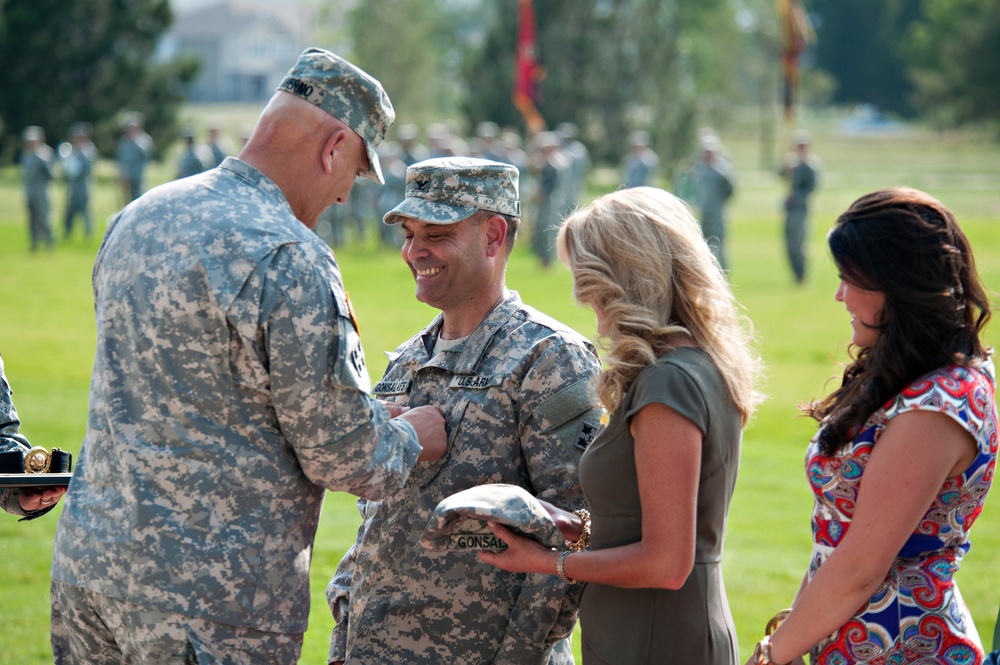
<box><xmin>0</xmin><ymin>112</ymin><xmax>999</xmax><ymax>664</ymax></box>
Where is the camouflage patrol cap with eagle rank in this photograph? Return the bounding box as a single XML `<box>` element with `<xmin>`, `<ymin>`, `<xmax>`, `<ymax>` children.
<box><xmin>383</xmin><ymin>157</ymin><xmax>520</xmax><ymax>225</ymax></box>
<box><xmin>420</xmin><ymin>483</ymin><xmax>563</xmax><ymax>553</ymax></box>
<box><xmin>277</xmin><ymin>47</ymin><xmax>395</xmax><ymax>184</ymax></box>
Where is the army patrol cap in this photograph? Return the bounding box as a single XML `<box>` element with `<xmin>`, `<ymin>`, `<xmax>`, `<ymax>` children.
<box><xmin>421</xmin><ymin>484</ymin><xmax>563</xmax><ymax>553</ymax></box>
<box><xmin>383</xmin><ymin>157</ymin><xmax>520</xmax><ymax>225</ymax></box>
<box><xmin>22</xmin><ymin>125</ymin><xmax>44</xmax><ymax>142</ymax></box>
<box><xmin>277</xmin><ymin>47</ymin><xmax>395</xmax><ymax>184</ymax></box>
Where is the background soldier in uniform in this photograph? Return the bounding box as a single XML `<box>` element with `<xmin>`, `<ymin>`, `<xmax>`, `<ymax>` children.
<box><xmin>530</xmin><ymin>131</ymin><xmax>571</xmax><ymax>269</ymax></box>
<box><xmin>327</xmin><ymin>157</ymin><xmax>603</xmax><ymax>665</ymax></box>
<box><xmin>620</xmin><ymin>130</ymin><xmax>659</xmax><ymax>189</ymax></box>
<box><xmin>50</xmin><ymin>48</ymin><xmax>447</xmax><ymax>665</ymax></box>
<box><xmin>115</xmin><ymin>112</ymin><xmax>153</xmax><ymax>205</ymax></box>
<box><xmin>175</xmin><ymin>126</ymin><xmax>209</xmax><ymax>180</ymax></box>
<box><xmin>693</xmin><ymin>133</ymin><xmax>736</xmax><ymax>271</ymax></box>
<box><xmin>20</xmin><ymin>125</ymin><xmax>55</xmax><ymax>252</ymax></box>
<box><xmin>60</xmin><ymin>123</ymin><xmax>96</xmax><ymax>240</ymax></box>
<box><xmin>779</xmin><ymin>131</ymin><xmax>820</xmax><ymax>284</ymax></box>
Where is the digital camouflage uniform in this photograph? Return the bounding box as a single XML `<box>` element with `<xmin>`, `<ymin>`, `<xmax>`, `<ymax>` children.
<box><xmin>0</xmin><ymin>353</ymin><xmax>52</xmax><ymax>519</ymax></box>
<box><xmin>51</xmin><ymin>47</ymin><xmax>407</xmax><ymax>664</ymax></box>
<box><xmin>51</xmin><ymin>155</ymin><xmax>421</xmax><ymax>642</ymax></box>
<box><xmin>327</xmin><ymin>156</ymin><xmax>604</xmax><ymax>665</ymax></box>
<box><xmin>328</xmin><ymin>292</ymin><xmax>602</xmax><ymax>665</ymax></box>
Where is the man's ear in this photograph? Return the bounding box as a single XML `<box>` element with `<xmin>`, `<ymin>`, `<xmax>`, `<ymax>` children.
<box><xmin>484</xmin><ymin>214</ymin><xmax>507</xmax><ymax>258</ymax></box>
<box><xmin>321</xmin><ymin>129</ymin><xmax>349</xmax><ymax>174</ymax></box>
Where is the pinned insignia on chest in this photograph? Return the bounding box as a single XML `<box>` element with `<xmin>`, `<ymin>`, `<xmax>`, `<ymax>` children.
<box><xmin>420</xmin><ymin>483</ymin><xmax>564</xmax><ymax>553</ymax></box>
<box><xmin>576</xmin><ymin>420</ymin><xmax>600</xmax><ymax>451</ymax></box>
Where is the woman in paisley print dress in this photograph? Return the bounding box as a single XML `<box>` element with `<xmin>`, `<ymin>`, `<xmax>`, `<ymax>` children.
<box><xmin>747</xmin><ymin>187</ymin><xmax>998</xmax><ymax>665</ymax></box>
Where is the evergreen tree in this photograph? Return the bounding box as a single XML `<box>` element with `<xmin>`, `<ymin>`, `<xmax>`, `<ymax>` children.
<box><xmin>0</xmin><ymin>0</ymin><xmax>198</xmax><ymax>162</ymax></box>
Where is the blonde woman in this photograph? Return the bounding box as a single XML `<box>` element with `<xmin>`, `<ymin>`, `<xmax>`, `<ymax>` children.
<box><xmin>481</xmin><ymin>187</ymin><xmax>763</xmax><ymax>664</ymax></box>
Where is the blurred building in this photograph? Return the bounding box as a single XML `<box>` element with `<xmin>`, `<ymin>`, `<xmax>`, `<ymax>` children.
<box><xmin>160</xmin><ymin>1</ymin><xmax>313</xmax><ymax>102</ymax></box>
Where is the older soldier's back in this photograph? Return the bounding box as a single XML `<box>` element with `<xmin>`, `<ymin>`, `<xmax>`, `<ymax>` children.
<box><xmin>50</xmin><ymin>48</ymin><xmax>446</xmax><ymax>665</ymax></box>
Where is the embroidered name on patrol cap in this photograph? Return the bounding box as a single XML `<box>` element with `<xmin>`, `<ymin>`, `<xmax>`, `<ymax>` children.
<box><xmin>421</xmin><ymin>483</ymin><xmax>563</xmax><ymax>552</ymax></box>
<box><xmin>383</xmin><ymin>157</ymin><xmax>520</xmax><ymax>225</ymax></box>
<box><xmin>276</xmin><ymin>47</ymin><xmax>395</xmax><ymax>185</ymax></box>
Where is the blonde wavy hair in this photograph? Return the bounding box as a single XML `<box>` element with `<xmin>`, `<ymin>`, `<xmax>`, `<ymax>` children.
<box><xmin>557</xmin><ymin>187</ymin><xmax>763</xmax><ymax>424</ymax></box>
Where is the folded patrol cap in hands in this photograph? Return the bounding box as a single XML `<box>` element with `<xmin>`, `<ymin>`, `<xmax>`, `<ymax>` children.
<box><xmin>421</xmin><ymin>483</ymin><xmax>563</xmax><ymax>552</ymax></box>
<box><xmin>277</xmin><ymin>47</ymin><xmax>395</xmax><ymax>184</ymax></box>
<box><xmin>383</xmin><ymin>157</ymin><xmax>520</xmax><ymax>225</ymax></box>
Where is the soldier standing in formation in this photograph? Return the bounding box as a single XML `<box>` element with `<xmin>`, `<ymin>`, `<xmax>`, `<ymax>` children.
<box><xmin>175</xmin><ymin>126</ymin><xmax>209</xmax><ymax>180</ymax></box>
<box><xmin>555</xmin><ymin>122</ymin><xmax>590</xmax><ymax>215</ymax></box>
<box><xmin>20</xmin><ymin>125</ymin><xmax>55</xmax><ymax>252</ymax></box>
<box><xmin>206</xmin><ymin>123</ymin><xmax>230</xmax><ymax>168</ymax></box>
<box><xmin>780</xmin><ymin>131</ymin><xmax>820</xmax><ymax>284</ymax></box>
<box><xmin>694</xmin><ymin>133</ymin><xmax>736</xmax><ymax>271</ymax></box>
<box><xmin>60</xmin><ymin>123</ymin><xmax>96</xmax><ymax>240</ymax></box>
<box><xmin>327</xmin><ymin>157</ymin><xmax>603</xmax><ymax>665</ymax></box>
<box><xmin>620</xmin><ymin>130</ymin><xmax>659</xmax><ymax>189</ymax></box>
<box><xmin>49</xmin><ymin>48</ymin><xmax>446</xmax><ymax>665</ymax></box>
<box><xmin>115</xmin><ymin>112</ymin><xmax>153</xmax><ymax>206</ymax></box>
<box><xmin>531</xmin><ymin>131</ymin><xmax>572</xmax><ymax>268</ymax></box>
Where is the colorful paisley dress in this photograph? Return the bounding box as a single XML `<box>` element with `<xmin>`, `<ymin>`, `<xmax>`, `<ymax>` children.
<box><xmin>806</xmin><ymin>360</ymin><xmax>998</xmax><ymax>665</ymax></box>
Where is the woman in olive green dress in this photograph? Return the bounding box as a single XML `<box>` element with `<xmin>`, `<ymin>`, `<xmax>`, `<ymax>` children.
<box><xmin>481</xmin><ymin>186</ymin><xmax>763</xmax><ymax>664</ymax></box>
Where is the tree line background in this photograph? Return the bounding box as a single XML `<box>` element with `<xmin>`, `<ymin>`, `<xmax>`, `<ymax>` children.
<box><xmin>1</xmin><ymin>0</ymin><xmax>998</xmax><ymax>173</ymax></box>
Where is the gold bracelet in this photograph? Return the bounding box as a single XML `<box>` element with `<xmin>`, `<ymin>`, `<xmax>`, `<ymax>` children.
<box><xmin>766</xmin><ymin>609</ymin><xmax>792</xmax><ymax>636</ymax></box>
<box><xmin>752</xmin><ymin>609</ymin><xmax>794</xmax><ymax>665</ymax></box>
<box><xmin>565</xmin><ymin>509</ymin><xmax>591</xmax><ymax>552</ymax></box>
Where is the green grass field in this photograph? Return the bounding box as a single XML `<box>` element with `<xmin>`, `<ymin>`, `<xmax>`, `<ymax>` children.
<box><xmin>1</xmin><ymin>116</ymin><xmax>999</xmax><ymax>664</ymax></box>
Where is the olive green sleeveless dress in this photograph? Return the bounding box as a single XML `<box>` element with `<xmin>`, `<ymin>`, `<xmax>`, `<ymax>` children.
<box><xmin>577</xmin><ymin>347</ymin><xmax>742</xmax><ymax>664</ymax></box>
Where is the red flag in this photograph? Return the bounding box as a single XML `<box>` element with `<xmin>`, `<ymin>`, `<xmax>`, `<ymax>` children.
<box><xmin>513</xmin><ymin>0</ymin><xmax>546</xmax><ymax>133</ymax></box>
<box><xmin>777</xmin><ymin>0</ymin><xmax>816</xmax><ymax>120</ymax></box>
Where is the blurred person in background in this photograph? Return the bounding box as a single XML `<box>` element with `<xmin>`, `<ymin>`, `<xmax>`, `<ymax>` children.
<box><xmin>59</xmin><ymin>123</ymin><xmax>96</xmax><ymax>240</ymax></box>
<box><xmin>693</xmin><ymin>133</ymin><xmax>735</xmax><ymax>271</ymax></box>
<box><xmin>20</xmin><ymin>125</ymin><xmax>55</xmax><ymax>252</ymax></box>
<box><xmin>779</xmin><ymin>131</ymin><xmax>820</xmax><ymax>285</ymax></box>
<box><xmin>115</xmin><ymin>112</ymin><xmax>153</xmax><ymax>206</ymax></box>
<box><xmin>620</xmin><ymin>130</ymin><xmax>659</xmax><ymax>189</ymax></box>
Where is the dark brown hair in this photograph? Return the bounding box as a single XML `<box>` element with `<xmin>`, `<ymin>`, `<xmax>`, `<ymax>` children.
<box><xmin>806</xmin><ymin>187</ymin><xmax>992</xmax><ymax>454</ymax></box>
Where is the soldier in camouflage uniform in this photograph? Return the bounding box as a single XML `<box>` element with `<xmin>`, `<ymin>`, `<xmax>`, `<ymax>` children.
<box><xmin>779</xmin><ymin>131</ymin><xmax>820</xmax><ymax>284</ymax></box>
<box><xmin>61</xmin><ymin>122</ymin><xmax>97</xmax><ymax>240</ymax></box>
<box><xmin>115</xmin><ymin>112</ymin><xmax>154</xmax><ymax>205</ymax></box>
<box><xmin>0</xmin><ymin>353</ymin><xmax>66</xmax><ymax>517</ymax></box>
<box><xmin>327</xmin><ymin>156</ymin><xmax>604</xmax><ymax>665</ymax></box>
<box><xmin>20</xmin><ymin>125</ymin><xmax>55</xmax><ymax>252</ymax></box>
<box><xmin>693</xmin><ymin>134</ymin><xmax>736</xmax><ymax>271</ymax></box>
<box><xmin>50</xmin><ymin>48</ymin><xmax>447</xmax><ymax>665</ymax></box>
